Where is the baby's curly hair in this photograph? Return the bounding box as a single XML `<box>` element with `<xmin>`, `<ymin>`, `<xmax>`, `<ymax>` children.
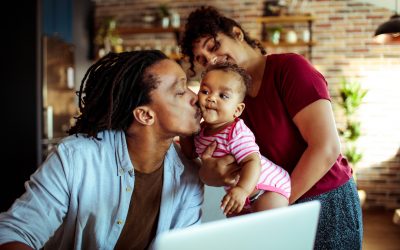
<box><xmin>202</xmin><ymin>62</ymin><xmax>252</xmax><ymax>101</ymax></box>
<box><xmin>180</xmin><ymin>6</ymin><xmax>266</xmax><ymax>76</ymax></box>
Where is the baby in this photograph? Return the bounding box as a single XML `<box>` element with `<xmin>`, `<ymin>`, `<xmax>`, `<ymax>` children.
<box><xmin>181</xmin><ymin>62</ymin><xmax>291</xmax><ymax>216</ymax></box>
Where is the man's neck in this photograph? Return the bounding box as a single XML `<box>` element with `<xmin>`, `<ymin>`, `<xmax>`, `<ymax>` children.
<box><xmin>125</xmin><ymin>127</ymin><xmax>173</xmax><ymax>174</ymax></box>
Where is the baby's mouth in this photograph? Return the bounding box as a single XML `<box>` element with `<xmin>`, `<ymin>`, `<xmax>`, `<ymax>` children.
<box><xmin>201</xmin><ymin>105</ymin><xmax>215</xmax><ymax>114</ymax></box>
<box><xmin>205</xmin><ymin>103</ymin><xmax>216</xmax><ymax>109</ymax></box>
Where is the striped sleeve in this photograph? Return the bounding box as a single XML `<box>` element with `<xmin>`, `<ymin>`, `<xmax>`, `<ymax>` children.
<box><xmin>227</xmin><ymin>119</ymin><xmax>260</xmax><ymax>163</ymax></box>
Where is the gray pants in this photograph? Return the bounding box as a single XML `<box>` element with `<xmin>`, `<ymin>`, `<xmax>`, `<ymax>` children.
<box><xmin>296</xmin><ymin>178</ymin><xmax>363</xmax><ymax>250</ymax></box>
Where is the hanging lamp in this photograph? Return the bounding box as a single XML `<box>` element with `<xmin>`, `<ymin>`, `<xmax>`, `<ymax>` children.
<box><xmin>374</xmin><ymin>0</ymin><xmax>400</xmax><ymax>44</ymax></box>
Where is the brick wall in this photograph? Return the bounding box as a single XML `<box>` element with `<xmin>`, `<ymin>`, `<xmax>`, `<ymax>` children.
<box><xmin>94</xmin><ymin>0</ymin><xmax>400</xmax><ymax>209</ymax></box>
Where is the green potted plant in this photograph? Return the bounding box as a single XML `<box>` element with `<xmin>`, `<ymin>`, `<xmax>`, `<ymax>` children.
<box><xmin>266</xmin><ymin>26</ymin><xmax>283</xmax><ymax>45</ymax></box>
<box><xmin>338</xmin><ymin>77</ymin><xmax>368</xmax><ymax>169</ymax></box>
<box><xmin>158</xmin><ymin>4</ymin><xmax>171</xmax><ymax>28</ymax></box>
<box><xmin>337</xmin><ymin>77</ymin><xmax>368</xmax><ymax>204</ymax></box>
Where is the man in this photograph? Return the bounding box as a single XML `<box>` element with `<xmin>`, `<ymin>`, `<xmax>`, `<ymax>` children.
<box><xmin>0</xmin><ymin>50</ymin><xmax>203</xmax><ymax>250</ymax></box>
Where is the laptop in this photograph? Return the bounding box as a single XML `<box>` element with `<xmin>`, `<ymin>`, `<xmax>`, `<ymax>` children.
<box><xmin>154</xmin><ymin>200</ymin><xmax>321</xmax><ymax>250</ymax></box>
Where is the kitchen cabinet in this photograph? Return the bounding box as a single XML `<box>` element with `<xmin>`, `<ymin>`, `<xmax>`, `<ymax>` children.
<box><xmin>257</xmin><ymin>15</ymin><xmax>316</xmax><ymax>60</ymax></box>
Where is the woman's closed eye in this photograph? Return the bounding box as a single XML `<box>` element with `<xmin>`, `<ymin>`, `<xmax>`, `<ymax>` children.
<box><xmin>199</xmin><ymin>58</ymin><xmax>208</xmax><ymax>67</ymax></box>
<box><xmin>195</xmin><ymin>55</ymin><xmax>208</xmax><ymax>67</ymax></box>
<box><xmin>210</xmin><ymin>41</ymin><xmax>220</xmax><ymax>52</ymax></box>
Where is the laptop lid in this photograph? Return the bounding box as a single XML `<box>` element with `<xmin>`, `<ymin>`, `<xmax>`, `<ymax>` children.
<box><xmin>154</xmin><ymin>200</ymin><xmax>321</xmax><ymax>250</ymax></box>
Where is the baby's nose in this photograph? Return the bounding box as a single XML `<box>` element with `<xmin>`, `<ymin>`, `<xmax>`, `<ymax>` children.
<box><xmin>207</xmin><ymin>96</ymin><xmax>216</xmax><ymax>102</ymax></box>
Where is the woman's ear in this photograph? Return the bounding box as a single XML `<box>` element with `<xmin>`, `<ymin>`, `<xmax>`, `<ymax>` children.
<box><xmin>234</xmin><ymin>102</ymin><xmax>245</xmax><ymax>118</ymax></box>
<box><xmin>232</xmin><ymin>26</ymin><xmax>244</xmax><ymax>41</ymax></box>
<box><xmin>133</xmin><ymin>106</ymin><xmax>155</xmax><ymax>126</ymax></box>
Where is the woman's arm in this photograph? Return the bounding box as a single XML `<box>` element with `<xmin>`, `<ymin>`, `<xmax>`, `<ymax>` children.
<box><xmin>289</xmin><ymin>99</ymin><xmax>341</xmax><ymax>204</ymax></box>
<box><xmin>198</xmin><ymin>141</ymin><xmax>240</xmax><ymax>186</ymax></box>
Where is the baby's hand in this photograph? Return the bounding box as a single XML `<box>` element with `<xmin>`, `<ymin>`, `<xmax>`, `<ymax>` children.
<box><xmin>221</xmin><ymin>186</ymin><xmax>249</xmax><ymax>215</ymax></box>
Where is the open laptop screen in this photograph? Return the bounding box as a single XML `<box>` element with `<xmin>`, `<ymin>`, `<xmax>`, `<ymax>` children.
<box><xmin>154</xmin><ymin>200</ymin><xmax>321</xmax><ymax>250</ymax></box>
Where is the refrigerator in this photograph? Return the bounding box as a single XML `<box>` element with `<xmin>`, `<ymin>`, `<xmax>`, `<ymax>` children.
<box><xmin>42</xmin><ymin>36</ymin><xmax>78</xmax><ymax>159</ymax></box>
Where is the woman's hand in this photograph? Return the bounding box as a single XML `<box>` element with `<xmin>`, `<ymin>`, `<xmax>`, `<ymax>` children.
<box><xmin>199</xmin><ymin>141</ymin><xmax>241</xmax><ymax>186</ymax></box>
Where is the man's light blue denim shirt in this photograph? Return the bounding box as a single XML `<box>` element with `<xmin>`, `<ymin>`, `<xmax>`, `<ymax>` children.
<box><xmin>0</xmin><ymin>130</ymin><xmax>204</xmax><ymax>249</ymax></box>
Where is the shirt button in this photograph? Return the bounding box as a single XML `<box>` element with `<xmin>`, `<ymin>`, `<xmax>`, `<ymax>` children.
<box><xmin>117</xmin><ymin>219</ymin><xmax>123</xmax><ymax>225</ymax></box>
<box><xmin>126</xmin><ymin>187</ymin><xmax>132</xmax><ymax>192</ymax></box>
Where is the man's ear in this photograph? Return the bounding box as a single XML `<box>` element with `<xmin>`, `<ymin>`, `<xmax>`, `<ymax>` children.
<box><xmin>234</xmin><ymin>102</ymin><xmax>245</xmax><ymax>118</ymax></box>
<box><xmin>133</xmin><ymin>106</ymin><xmax>155</xmax><ymax>125</ymax></box>
<box><xmin>232</xmin><ymin>26</ymin><xmax>244</xmax><ymax>41</ymax></box>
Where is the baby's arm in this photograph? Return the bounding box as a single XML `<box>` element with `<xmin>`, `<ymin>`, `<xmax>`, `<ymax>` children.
<box><xmin>179</xmin><ymin>135</ymin><xmax>198</xmax><ymax>159</ymax></box>
<box><xmin>221</xmin><ymin>152</ymin><xmax>261</xmax><ymax>215</ymax></box>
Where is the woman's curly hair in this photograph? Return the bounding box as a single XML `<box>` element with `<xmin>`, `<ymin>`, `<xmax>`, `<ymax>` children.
<box><xmin>180</xmin><ymin>6</ymin><xmax>266</xmax><ymax>76</ymax></box>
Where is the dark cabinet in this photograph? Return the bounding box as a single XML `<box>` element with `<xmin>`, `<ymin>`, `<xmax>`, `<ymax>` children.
<box><xmin>1</xmin><ymin>0</ymin><xmax>41</xmax><ymax>212</ymax></box>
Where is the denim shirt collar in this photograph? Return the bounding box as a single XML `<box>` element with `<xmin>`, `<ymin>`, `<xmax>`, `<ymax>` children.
<box><xmin>114</xmin><ymin>130</ymin><xmax>184</xmax><ymax>178</ymax></box>
<box><xmin>114</xmin><ymin>131</ymin><xmax>134</xmax><ymax>176</ymax></box>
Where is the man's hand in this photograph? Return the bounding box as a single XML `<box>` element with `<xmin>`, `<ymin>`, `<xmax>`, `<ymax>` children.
<box><xmin>221</xmin><ymin>186</ymin><xmax>249</xmax><ymax>215</ymax></box>
<box><xmin>199</xmin><ymin>141</ymin><xmax>240</xmax><ymax>186</ymax></box>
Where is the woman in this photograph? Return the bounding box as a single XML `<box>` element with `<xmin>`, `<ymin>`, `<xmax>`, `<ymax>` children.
<box><xmin>180</xmin><ymin>6</ymin><xmax>363</xmax><ymax>249</ymax></box>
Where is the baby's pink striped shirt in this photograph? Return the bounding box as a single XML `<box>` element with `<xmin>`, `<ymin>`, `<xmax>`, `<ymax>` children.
<box><xmin>194</xmin><ymin>118</ymin><xmax>291</xmax><ymax>199</ymax></box>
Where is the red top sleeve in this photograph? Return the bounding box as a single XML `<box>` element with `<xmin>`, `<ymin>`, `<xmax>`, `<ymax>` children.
<box><xmin>278</xmin><ymin>53</ymin><xmax>330</xmax><ymax>118</ymax></box>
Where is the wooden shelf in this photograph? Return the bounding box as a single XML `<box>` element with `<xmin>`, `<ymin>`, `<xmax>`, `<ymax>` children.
<box><xmin>257</xmin><ymin>15</ymin><xmax>315</xmax><ymax>23</ymax></box>
<box><xmin>262</xmin><ymin>41</ymin><xmax>316</xmax><ymax>47</ymax></box>
<box><xmin>116</xmin><ymin>26</ymin><xmax>182</xmax><ymax>35</ymax></box>
<box><xmin>257</xmin><ymin>15</ymin><xmax>316</xmax><ymax>61</ymax></box>
<box><xmin>115</xmin><ymin>26</ymin><xmax>183</xmax><ymax>61</ymax></box>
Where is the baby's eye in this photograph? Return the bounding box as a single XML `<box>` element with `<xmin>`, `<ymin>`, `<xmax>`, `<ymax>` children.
<box><xmin>200</xmin><ymin>89</ymin><xmax>209</xmax><ymax>95</ymax></box>
<box><xmin>220</xmin><ymin>93</ymin><xmax>229</xmax><ymax>99</ymax></box>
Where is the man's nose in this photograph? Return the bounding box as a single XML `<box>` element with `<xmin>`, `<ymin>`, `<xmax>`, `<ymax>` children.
<box><xmin>204</xmin><ymin>54</ymin><xmax>218</xmax><ymax>66</ymax></box>
<box><xmin>208</xmin><ymin>56</ymin><xmax>225</xmax><ymax>66</ymax></box>
<box><xmin>209</xmin><ymin>56</ymin><xmax>218</xmax><ymax>65</ymax></box>
<box><xmin>204</xmin><ymin>53</ymin><xmax>215</xmax><ymax>66</ymax></box>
